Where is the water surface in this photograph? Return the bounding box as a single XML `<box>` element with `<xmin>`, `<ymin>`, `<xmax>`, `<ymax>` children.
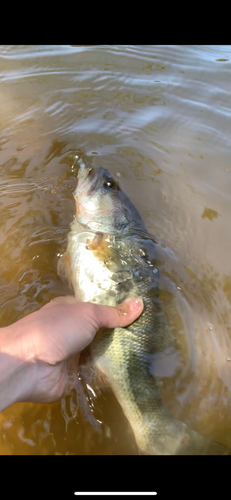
<box><xmin>0</xmin><ymin>45</ymin><xmax>231</xmax><ymax>454</ymax></box>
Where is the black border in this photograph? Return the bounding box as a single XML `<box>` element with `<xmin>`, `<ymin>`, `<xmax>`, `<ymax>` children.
<box><xmin>1</xmin><ymin>455</ymin><xmax>230</xmax><ymax>498</ymax></box>
<box><xmin>1</xmin><ymin>42</ymin><xmax>230</xmax><ymax>498</ymax></box>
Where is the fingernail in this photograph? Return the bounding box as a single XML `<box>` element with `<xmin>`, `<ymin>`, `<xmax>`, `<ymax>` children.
<box><xmin>119</xmin><ymin>297</ymin><xmax>143</xmax><ymax>314</ymax></box>
<box><xmin>130</xmin><ymin>298</ymin><xmax>143</xmax><ymax>311</ymax></box>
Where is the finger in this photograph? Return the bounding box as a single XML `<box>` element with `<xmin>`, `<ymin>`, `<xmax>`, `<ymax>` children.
<box><xmin>95</xmin><ymin>298</ymin><xmax>144</xmax><ymax>329</ymax></box>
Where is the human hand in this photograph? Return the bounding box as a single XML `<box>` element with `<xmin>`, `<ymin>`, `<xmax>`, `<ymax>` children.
<box><xmin>0</xmin><ymin>296</ymin><xmax>143</xmax><ymax>410</ymax></box>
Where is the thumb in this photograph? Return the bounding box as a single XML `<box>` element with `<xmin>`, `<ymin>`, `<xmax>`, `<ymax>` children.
<box><xmin>95</xmin><ymin>298</ymin><xmax>144</xmax><ymax>329</ymax></box>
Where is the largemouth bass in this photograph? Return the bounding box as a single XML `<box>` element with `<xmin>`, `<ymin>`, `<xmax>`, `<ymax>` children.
<box><xmin>59</xmin><ymin>158</ymin><xmax>230</xmax><ymax>455</ymax></box>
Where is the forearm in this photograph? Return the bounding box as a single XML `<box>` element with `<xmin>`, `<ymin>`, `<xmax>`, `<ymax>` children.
<box><xmin>0</xmin><ymin>325</ymin><xmax>36</xmax><ymax>412</ymax></box>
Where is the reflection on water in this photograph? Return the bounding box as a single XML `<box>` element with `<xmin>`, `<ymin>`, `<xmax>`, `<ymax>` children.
<box><xmin>0</xmin><ymin>45</ymin><xmax>231</xmax><ymax>454</ymax></box>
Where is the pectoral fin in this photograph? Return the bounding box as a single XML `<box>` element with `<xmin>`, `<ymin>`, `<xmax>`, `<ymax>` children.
<box><xmin>87</xmin><ymin>232</ymin><xmax>122</xmax><ymax>267</ymax></box>
<box><xmin>57</xmin><ymin>251</ymin><xmax>73</xmax><ymax>291</ymax></box>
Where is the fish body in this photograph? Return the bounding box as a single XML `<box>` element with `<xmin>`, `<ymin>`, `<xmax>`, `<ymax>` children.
<box><xmin>59</xmin><ymin>160</ymin><xmax>230</xmax><ymax>455</ymax></box>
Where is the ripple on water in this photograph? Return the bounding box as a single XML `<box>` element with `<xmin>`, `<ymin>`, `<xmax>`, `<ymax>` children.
<box><xmin>0</xmin><ymin>45</ymin><xmax>231</xmax><ymax>454</ymax></box>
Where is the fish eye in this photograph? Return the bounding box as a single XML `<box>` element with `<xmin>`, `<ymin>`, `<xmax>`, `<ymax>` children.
<box><xmin>103</xmin><ymin>179</ymin><xmax>119</xmax><ymax>190</ymax></box>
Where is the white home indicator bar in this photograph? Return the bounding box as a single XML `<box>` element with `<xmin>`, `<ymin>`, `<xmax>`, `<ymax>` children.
<box><xmin>74</xmin><ymin>493</ymin><xmax>157</xmax><ymax>496</ymax></box>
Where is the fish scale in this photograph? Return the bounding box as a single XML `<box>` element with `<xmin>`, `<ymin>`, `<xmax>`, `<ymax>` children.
<box><xmin>59</xmin><ymin>160</ymin><xmax>231</xmax><ymax>455</ymax></box>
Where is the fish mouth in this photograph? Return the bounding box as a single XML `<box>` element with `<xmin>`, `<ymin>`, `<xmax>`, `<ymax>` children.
<box><xmin>77</xmin><ymin>158</ymin><xmax>95</xmax><ymax>183</ymax></box>
<box><xmin>74</xmin><ymin>158</ymin><xmax>96</xmax><ymax>199</ymax></box>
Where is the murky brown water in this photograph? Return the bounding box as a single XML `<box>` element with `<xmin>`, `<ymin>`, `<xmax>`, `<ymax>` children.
<box><xmin>0</xmin><ymin>45</ymin><xmax>231</xmax><ymax>454</ymax></box>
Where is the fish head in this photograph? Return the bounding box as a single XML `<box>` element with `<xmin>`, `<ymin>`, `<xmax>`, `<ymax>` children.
<box><xmin>74</xmin><ymin>160</ymin><xmax>145</xmax><ymax>234</ymax></box>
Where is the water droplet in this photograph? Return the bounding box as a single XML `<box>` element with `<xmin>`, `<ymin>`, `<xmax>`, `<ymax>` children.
<box><xmin>153</xmin><ymin>268</ymin><xmax>158</xmax><ymax>273</ymax></box>
<box><xmin>116</xmin><ymin>172</ymin><xmax>121</xmax><ymax>177</ymax></box>
<box><xmin>86</xmin><ymin>384</ymin><xmax>96</xmax><ymax>398</ymax></box>
<box><xmin>208</xmin><ymin>324</ymin><xmax>213</xmax><ymax>331</ymax></box>
<box><xmin>227</xmin><ymin>358</ymin><xmax>230</xmax><ymax>362</ymax></box>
